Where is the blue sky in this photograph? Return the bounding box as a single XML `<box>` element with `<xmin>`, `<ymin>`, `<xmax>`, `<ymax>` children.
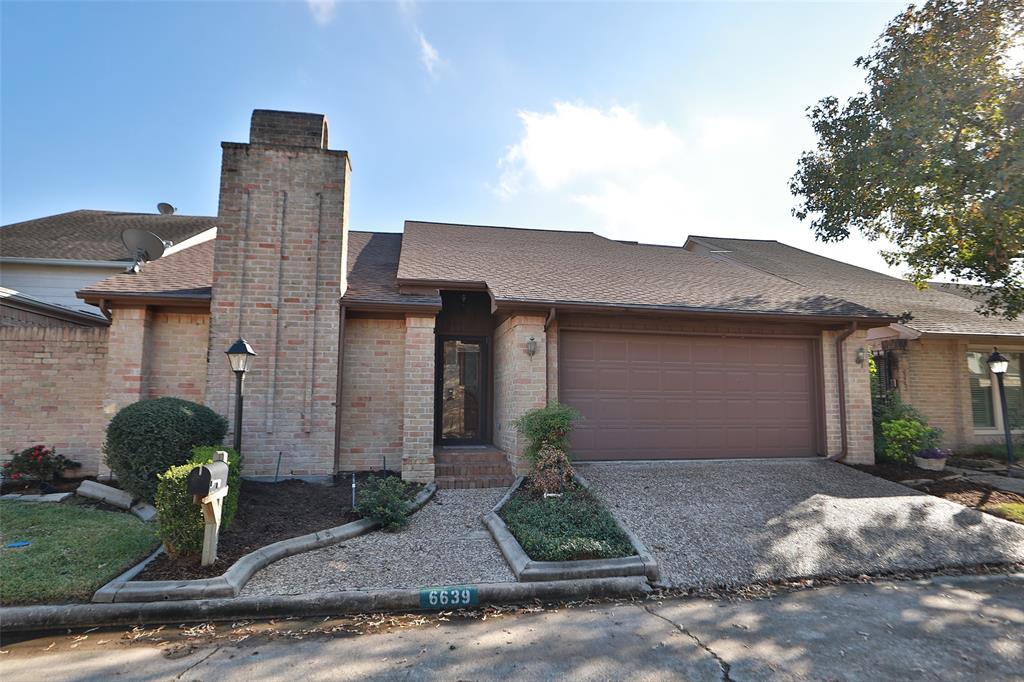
<box><xmin>2</xmin><ymin>0</ymin><xmax>909</xmax><ymax>274</ymax></box>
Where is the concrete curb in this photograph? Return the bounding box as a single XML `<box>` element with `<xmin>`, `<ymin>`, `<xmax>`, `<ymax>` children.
<box><xmin>1</xmin><ymin>577</ymin><xmax>652</xmax><ymax>633</ymax></box>
<box><xmin>92</xmin><ymin>482</ymin><xmax>438</xmax><ymax>603</ymax></box>
<box><xmin>485</xmin><ymin>475</ymin><xmax>659</xmax><ymax>583</ymax></box>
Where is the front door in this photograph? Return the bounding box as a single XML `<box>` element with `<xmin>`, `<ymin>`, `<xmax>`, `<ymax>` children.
<box><xmin>436</xmin><ymin>336</ymin><xmax>489</xmax><ymax>445</ymax></box>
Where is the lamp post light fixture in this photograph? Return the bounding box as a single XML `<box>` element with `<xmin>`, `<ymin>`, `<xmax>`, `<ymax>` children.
<box><xmin>226</xmin><ymin>338</ymin><xmax>257</xmax><ymax>453</ymax></box>
<box><xmin>987</xmin><ymin>348</ymin><xmax>1016</xmax><ymax>478</ymax></box>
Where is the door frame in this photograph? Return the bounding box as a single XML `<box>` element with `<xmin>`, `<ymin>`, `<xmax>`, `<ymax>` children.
<box><xmin>434</xmin><ymin>335</ymin><xmax>491</xmax><ymax>446</ymax></box>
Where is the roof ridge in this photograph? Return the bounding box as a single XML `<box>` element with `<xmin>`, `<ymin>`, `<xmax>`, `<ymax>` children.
<box><xmin>404</xmin><ymin>219</ymin><xmax>599</xmax><ymax>236</ymax></box>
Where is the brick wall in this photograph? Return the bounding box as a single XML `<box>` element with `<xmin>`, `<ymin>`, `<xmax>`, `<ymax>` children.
<box><xmin>822</xmin><ymin>328</ymin><xmax>874</xmax><ymax>464</ymax></box>
<box><xmin>0</xmin><ymin>327</ymin><xmax>109</xmax><ymax>473</ymax></box>
<box><xmin>493</xmin><ymin>314</ymin><xmax>548</xmax><ymax>473</ymax></box>
<box><xmin>204</xmin><ymin>117</ymin><xmax>350</xmax><ymax>478</ymax></box>
<box><xmin>145</xmin><ymin>312</ymin><xmax>210</xmax><ymax>403</ymax></box>
<box><xmin>338</xmin><ymin>317</ymin><xmax>405</xmax><ymax>472</ymax></box>
<box><xmin>402</xmin><ymin>314</ymin><xmax>436</xmax><ymax>482</ymax></box>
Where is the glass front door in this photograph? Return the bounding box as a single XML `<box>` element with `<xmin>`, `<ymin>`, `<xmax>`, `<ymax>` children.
<box><xmin>437</xmin><ymin>337</ymin><xmax>488</xmax><ymax>444</ymax></box>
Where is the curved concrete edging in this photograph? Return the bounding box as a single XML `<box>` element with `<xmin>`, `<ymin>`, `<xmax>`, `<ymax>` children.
<box><xmin>484</xmin><ymin>475</ymin><xmax>660</xmax><ymax>583</ymax></box>
<box><xmin>92</xmin><ymin>482</ymin><xmax>438</xmax><ymax>604</ymax></box>
<box><xmin>2</xmin><ymin>576</ymin><xmax>652</xmax><ymax>633</ymax></box>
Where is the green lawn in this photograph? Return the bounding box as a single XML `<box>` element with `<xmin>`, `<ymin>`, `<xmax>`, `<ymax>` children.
<box><xmin>990</xmin><ymin>503</ymin><xmax>1024</xmax><ymax>524</ymax></box>
<box><xmin>0</xmin><ymin>500</ymin><xmax>159</xmax><ymax>605</ymax></box>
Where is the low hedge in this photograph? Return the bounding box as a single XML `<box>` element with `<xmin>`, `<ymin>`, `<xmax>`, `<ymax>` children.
<box><xmin>499</xmin><ymin>486</ymin><xmax>634</xmax><ymax>562</ymax></box>
<box><xmin>154</xmin><ymin>447</ymin><xmax>242</xmax><ymax>558</ymax></box>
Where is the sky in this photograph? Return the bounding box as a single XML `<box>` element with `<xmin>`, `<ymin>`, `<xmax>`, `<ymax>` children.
<box><xmin>2</xmin><ymin>0</ymin><xmax>912</xmax><ymax>276</ymax></box>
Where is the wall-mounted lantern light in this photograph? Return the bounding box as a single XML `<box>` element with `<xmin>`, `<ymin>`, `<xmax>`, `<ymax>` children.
<box><xmin>855</xmin><ymin>347</ymin><xmax>866</xmax><ymax>365</ymax></box>
<box><xmin>987</xmin><ymin>348</ymin><xmax>1015</xmax><ymax>477</ymax></box>
<box><xmin>526</xmin><ymin>336</ymin><xmax>538</xmax><ymax>357</ymax></box>
<box><xmin>226</xmin><ymin>338</ymin><xmax>257</xmax><ymax>453</ymax></box>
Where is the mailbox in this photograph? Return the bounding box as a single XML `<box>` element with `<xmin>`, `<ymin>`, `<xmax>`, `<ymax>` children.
<box><xmin>187</xmin><ymin>460</ymin><xmax>229</xmax><ymax>497</ymax></box>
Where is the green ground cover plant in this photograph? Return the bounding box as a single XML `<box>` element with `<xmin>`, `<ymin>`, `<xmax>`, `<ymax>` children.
<box><xmin>499</xmin><ymin>486</ymin><xmax>634</xmax><ymax>562</ymax></box>
<box><xmin>0</xmin><ymin>500</ymin><xmax>158</xmax><ymax>604</ymax></box>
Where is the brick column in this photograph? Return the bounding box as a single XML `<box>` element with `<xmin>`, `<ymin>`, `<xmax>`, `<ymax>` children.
<box><xmin>822</xmin><ymin>328</ymin><xmax>874</xmax><ymax>464</ymax></box>
<box><xmin>100</xmin><ymin>305</ymin><xmax>152</xmax><ymax>477</ymax></box>
<box><xmin>493</xmin><ymin>314</ymin><xmax>548</xmax><ymax>474</ymax></box>
<box><xmin>402</xmin><ymin>314</ymin><xmax>436</xmax><ymax>482</ymax></box>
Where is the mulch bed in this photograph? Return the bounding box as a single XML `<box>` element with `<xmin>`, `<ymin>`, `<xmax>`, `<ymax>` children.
<box><xmin>852</xmin><ymin>463</ymin><xmax>1024</xmax><ymax>523</ymax></box>
<box><xmin>0</xmin><ymin>477</ymin><xmax>94</xmax><ymax>496</ymax></box>
<box><xmin>137</xmin><ymin>472</ymin><xmax>397</xmax><ymax>581</ymax></box>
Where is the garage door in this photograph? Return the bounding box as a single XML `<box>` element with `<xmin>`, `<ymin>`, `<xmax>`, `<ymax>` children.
<box><xmin>559</xmin><ymin>331</ymin><xmax>818</xmax><ymax>460</ymax></box>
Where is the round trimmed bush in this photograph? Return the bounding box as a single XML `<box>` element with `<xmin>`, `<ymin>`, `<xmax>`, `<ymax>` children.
<box><xmin>104</xmin><ymin>397</ymin><xmax>228</xmax><ymax>503</ymax></box>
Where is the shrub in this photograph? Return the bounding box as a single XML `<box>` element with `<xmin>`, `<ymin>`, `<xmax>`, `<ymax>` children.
<box><xmin>881</xmin><ymin>418</ymin><xmax>943</xmax><ymax>464</ymax></box>
<box><xmin>500</xmin><ymin>488</ymin><xmax>633</xmax><ymax>561</ymax></box>
<box><xmin>154</xmin><ymin>448</ymin><xmax>242</xmax><ymax>558</ymax></box>
<box><xmin>104</xmin><ymin>397</ymin><xmax>228</xmax><ymax>504</ymax></box>
<box><xmin>512</xmin><ymin>403</ymin><xmax>581</xmax><ymax>462</ymax></box>
<box><xmin>530</xmin><ymin>443</ymin><xmax>574</xmax><ymax>495</ymax></box>
<box><xmin>189</xmin><ymin>446</ymin><xmax>243</xmax><ymax>529</ymax></box>
<box><xmin>2</xmin><ymin>445</ymin><xmax>80</xmax><ymax>484</ymax></box>
<box><xmin>355</xmin><ymin>475</ymin><xmax>412</xmax><ymax>532</ymax></box>
<box><xmin>872</xmin><ymin>392</ymin><xmax>926</xmax><ymax>460</ymax></box>
<box><xmin>154</xmin><ymin>462</ymin><xmax>205</xmax><ymax>557</ymax></box>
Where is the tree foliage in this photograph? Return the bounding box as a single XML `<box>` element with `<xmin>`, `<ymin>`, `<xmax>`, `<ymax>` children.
<box><xmin>791</xmin><ymin>0</ymin><xmax>1024</xmax><ymax>318</ymax></box>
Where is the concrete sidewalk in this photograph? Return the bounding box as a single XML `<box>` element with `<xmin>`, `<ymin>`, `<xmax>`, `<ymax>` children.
<box><xmin>3</xmin><ymin>574</ymin><xmax>1021</xmax><ymax>681</ymax></box>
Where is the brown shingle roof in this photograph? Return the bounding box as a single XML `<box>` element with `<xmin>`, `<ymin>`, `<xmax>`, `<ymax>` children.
<box><xmin>396</xmin><ymin>221</ymin><xmax>887</xmax><ymax>319</ymax></box>
<box><xmin>342</xmin><ymin>232</ymin><xmax>440</xmax><ymax>308</ymax></box>
<box><xmin>688</xmin><ymin>236</ymin><xmax>1024</xmax><ymax>336</ymax></box>
<box><xmin>1</xmin><ymin>210</ymin><xmax>215</xmax><ymax>261</ymax></box>
<box><xmin>78</xmin><ymin>240</ymin><xmax>214</xmax><ymax>302</ymax></box>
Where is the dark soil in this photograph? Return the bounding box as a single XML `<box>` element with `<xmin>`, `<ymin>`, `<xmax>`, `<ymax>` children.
<box><xmin>852</xmin><ymin>463</ymin><xmax>1024</xmax><ymax>523</ymax></box>
<box><xmin>0</xmin><ymin>477</ymin><xmax>95</xmax><ymax>495</ymax></box>
<box><xmin>137</xmin><ymin>471</ymin><xmax>399</xmax><ymax>581</ymax></box>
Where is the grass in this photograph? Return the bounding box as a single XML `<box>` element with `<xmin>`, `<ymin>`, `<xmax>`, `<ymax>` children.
<box><xmin>0</xmin><ymin>500</ymin><xmax>159</xmax><ymax>605</ymax></box>
<box><xmin>989</xmin><ymin>503</ymin><xmax>1024</xmax><ymax>524</ymax></box>
<box><xmin>499</xmin><ymin>485</ymin><xmax>634</xmax><ymax>562</ymax></box>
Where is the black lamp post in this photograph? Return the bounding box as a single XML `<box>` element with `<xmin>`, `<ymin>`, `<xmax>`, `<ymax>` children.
<box><xmin>987</xmin><ymin>348</ymin><xmax>1016</xmax><ymax>478</ymax></box>
<box><xmin>226</xmin><ymin>338</ymin><xmax>257</xmax><ymax>453</ymax></box>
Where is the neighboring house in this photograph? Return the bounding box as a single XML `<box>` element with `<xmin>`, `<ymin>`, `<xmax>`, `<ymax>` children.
<box><xmin>685</xmin><ymin>236</ymin><xmax>1024</xmax><ymax>453</ymax></box>
<box><xmin>3</xmin><ymin>109</ymin><xmax>907</xmax><ymax>483</ymax></box>
<box><xmin>0</xmin><ymin>287</ymin><xmax>109</xmax><ymax>328</ymax></box>
<box><xmin>0</xmin><ymin>209</ymin><xmax>216</xmax><ymax>321</ymax></box>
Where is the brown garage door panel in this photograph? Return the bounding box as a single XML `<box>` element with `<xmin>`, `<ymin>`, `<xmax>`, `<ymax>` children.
<box><xmin>560</xmin><ymin>331</ymin><xmax>818</xmax><ymax>460</ymax></box>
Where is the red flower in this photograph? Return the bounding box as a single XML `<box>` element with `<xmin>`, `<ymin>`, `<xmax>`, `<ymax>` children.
<box><xmin>11</xmin><ymin>473</ymin><xmax>21</xmax><ymax>480</ymax></box>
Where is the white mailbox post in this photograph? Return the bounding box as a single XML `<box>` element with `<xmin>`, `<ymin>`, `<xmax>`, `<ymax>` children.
<box><xmin>186</xmin><ymin>450</ymin><xmax>231</xmax><ymax>567</ymax></box>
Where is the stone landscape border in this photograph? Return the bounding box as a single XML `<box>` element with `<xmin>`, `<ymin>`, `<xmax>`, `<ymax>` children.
<box><xmin>1</xmin><ymin>576</ymin><xmax>652</xmax><ymax>633</ymax></box>
<box><xmin>484</xmin><ymin>475</ymin><xmax>660</xmax><ymax>583</ymax></box>
<box><xmin>92</xmin><ymin>482</ymin><xmax>437</xmax><ymax>603</ymax></box>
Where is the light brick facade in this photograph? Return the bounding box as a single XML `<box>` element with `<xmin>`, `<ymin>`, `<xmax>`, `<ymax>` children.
<box><xmin>0</xmin><ymin>327</ymin><xmax>109</xmax><ymax>473</ymax></box>
<box><xmin>144</xmin><ymin>311</ymin><xmax>210</xmax><ymax>403</ymax></box>
<box><xmin>402</xmin><ymin>314</ymin><xmax>437</xmax><ymax>482</ymax></box>
<box><xmin>493</xmin><ymin>314</ymin><xmax>549</xmax><ymax>474</ymax></box>
<box><xmin>821</xmin><ymin>328</ymin><xmax>874</xmax><ymax>464</ymax></box>
<box><xmin>204</xmin><ymin>111</ymin><xmax>348</xmax><ymax>478</ymax></box>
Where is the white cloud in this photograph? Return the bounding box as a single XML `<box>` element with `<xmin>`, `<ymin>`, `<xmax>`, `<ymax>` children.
<box><xmin>417</xmin><ymin>30</ymin><xmax>441</xmax><ymax>76</ymax></box>
<box><xmin>306</xmin><ymin>0</ymin><xmax>337</xmax><ymax>26</ymax></box>
<box><xmin>497</xmin><ymin>100</ymin><xmax>904</xmax><ymax>276</ymax></box>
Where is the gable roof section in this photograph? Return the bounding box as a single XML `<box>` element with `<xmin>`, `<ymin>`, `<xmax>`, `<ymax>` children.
<box><xmin>1</xmin><ymin>210</ymin><xmax>216</xmax><ymax>262</ymax></box>
<box><xmin>687</xmin><ymin>236</ymin><xmax>1024</xmax><ymax>336</ymax></box>
<box><xmin>342</xmin><ymin>232</ymin><xmax>440</xmax><ymax>309</ymax></box>
<box><xmin>396</xmin><ymin>221</ymin><xmax>889</xmax><ymax>320</ymax></box>
<box><xmin>78</xmin><ymin>239</ymin><xmax>215</xmax><ymax>304</ymax></box>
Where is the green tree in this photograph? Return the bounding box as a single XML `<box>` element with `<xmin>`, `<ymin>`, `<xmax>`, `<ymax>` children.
<box><xmin>791</xmin><ymin>0</ymin><xmax>1024</xmax><ymax>318</ymax></box>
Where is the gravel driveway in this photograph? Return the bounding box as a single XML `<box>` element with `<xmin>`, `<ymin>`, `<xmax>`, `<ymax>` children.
<box><xmin>241</xmin><ymin>489</ymin><xmax>514</xmax><ymax>596</ymax></box>
<box><xmin>578</xmin><ymin>459</ymin><xmax>1024</xmax><ymax>589</ymax></box>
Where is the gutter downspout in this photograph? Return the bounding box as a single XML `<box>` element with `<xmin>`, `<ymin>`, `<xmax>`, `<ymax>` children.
<box><xmin>333</xmin><ymin>304</ymin><xmax>347</xmax><ymax>476</ymax></box>
<box><xmin>829</xmin><ymin>321</ymin><xmax>858</xmax><ymax>462</ymax></box>
<box><xmin>544</xmin><ymin>307</ymin><xmax>556</xmax><ymax>331</ymax></box>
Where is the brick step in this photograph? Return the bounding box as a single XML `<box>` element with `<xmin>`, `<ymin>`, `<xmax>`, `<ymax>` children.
<box><xmin>436</xmin><ymin>475</ymin><xmax>516</xmax><ymax>490</ymax></box>
<box><xmin>435</xmin><ymin>464</ymin><xmax>512</xmax><ymax>477</ymax></box>
<box><xmin>434</xmin><ymin>454</ymin><xmax>510</xmax><ymax>465</ymax></box>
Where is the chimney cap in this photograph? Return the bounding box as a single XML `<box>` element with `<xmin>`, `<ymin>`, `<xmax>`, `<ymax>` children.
<box><xmin>250</xmin><ymin>110</ymin><xmax>328</xmax><ymax>149</ymax></box>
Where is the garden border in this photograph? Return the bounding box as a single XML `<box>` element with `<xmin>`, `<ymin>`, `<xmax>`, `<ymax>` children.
<box><xmin>483</xmin><ymin>474</ymin><xmax>660</xmax><ymax>583</ymax></box>
<box><xmin>92</xmin><ymin>482</ymin><xmax>437</xmax><ymax>603</ymax></box>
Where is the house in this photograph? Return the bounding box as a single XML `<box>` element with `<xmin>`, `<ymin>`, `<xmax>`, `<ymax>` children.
<box><xmin>685</xmin><ymin>236</ymin><xmax>1024</xmax><ymax>453</ymax></box>
<box><xmin>0</xmin><ymin>209</ymin><xmax>216</xmax><ymax>323</ymax></box>
<box><xmin>3</xmin><ymin>109</ymin><xmax>901</xmax><ymax>484</ymax></box>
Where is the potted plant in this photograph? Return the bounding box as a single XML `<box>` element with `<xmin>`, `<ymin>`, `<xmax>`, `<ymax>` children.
<box><xmin>913</xmin><ymin>448</ymin><xmax>950</xmax><ymax>472</ymax></box>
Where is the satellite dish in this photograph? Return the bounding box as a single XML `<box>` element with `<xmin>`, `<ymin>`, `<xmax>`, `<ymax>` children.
<box><xmin>121</xmin><ymin>229</ymin><xmax>170</xmax><ymax>273</ymax></box>
<box><xmin>156</xmin><ymin>202</ymin><xmax>176</xmax><ymax>215</ymax></box>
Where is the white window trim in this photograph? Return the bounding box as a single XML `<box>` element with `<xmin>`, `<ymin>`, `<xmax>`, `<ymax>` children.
<box><xmin>969</xmin><ymin>346</ymin><xmax>1024</xmax><ymax>435</ymax></box>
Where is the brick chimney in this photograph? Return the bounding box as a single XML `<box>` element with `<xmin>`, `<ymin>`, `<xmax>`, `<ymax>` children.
<box><xmin>205</xmin><ymin>109</ymin><xmax>351</xmax><ymax>477</ymax></box>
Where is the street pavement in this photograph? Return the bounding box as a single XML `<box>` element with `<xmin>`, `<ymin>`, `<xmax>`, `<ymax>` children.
<box><xmin>2</xmin><ymin>574</ymin><xmax>1021</xmax><ymax>681</ymax></box>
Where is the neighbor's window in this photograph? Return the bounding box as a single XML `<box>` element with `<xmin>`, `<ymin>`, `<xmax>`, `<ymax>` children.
<box><xmin>967</xmin><ymin>351</ymin><xmax>1024</xmax><ymax>430</ymax></box>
